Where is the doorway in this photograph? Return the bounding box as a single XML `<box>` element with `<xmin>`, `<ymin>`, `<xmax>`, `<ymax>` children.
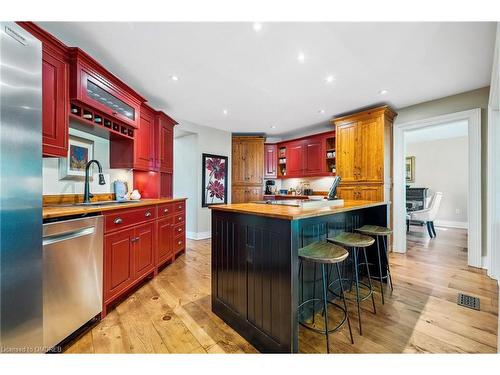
<box><xmin>393</xmin><ymin>109</ymin><xmax>482</xmax><ymax>268</ymax></box>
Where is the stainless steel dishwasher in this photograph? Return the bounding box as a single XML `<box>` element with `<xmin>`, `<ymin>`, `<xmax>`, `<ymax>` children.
<box><xmin>42</xmin><ymin>215</ymin><xmax>103</xmax><ymax>349</ymax></box>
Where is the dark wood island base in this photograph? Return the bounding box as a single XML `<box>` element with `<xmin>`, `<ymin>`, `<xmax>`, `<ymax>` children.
<box><xmin>210</xmin><ymin>200</ymin><xmax>389</xmax><ymax>353</ymax></box>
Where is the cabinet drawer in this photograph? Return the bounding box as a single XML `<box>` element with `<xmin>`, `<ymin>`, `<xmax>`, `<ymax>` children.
<box><xmin>173</xmin><ymin>212</ymin><xmax>185</xmax><ymax>225</ymax></box>
<box><xmin>174</xmin><ymin>200</ymin><xmax>185</xmax><ymax>212</ymax></box>
<box><xmin>174</xmin><ymin>235</ymin><xmax>185</xmax><ymax>253</ymax></box>
<box><xmin>158</xmin><ymin>203</ymin><xmax>174</xmax><ymax>217</ymax></box>
<box><xmin>105</xmin><ymin>206</ymin><xmax>157</xmax><ymax>233</ymax></box>
<box><xmin>173</xmin><ymin>223</ymin><xmax>185</xmax><ymax>237</ymax></box>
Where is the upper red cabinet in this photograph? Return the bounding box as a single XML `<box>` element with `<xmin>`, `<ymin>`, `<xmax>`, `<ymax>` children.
<box><xmin>18</xmin><ymin>22</ymin><xmax>69</xmax><ymax>158</ymax></box>
<box><xmin>264</xmin><ymin>144</ymin><xmax>277</xmax><ymax>179</ymax></box>
<box><xmin>157</xmin><ymin>112</ymin><xmax>175</xmax><ymax>173</ymax></box>
<box><xmin>68</xmin><ymin>48</ymin><xmax>145</xmax><ymax>129</ymax></box>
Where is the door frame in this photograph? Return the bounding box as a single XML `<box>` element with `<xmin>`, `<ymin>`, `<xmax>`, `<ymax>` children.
<box><xmin>393</xmin><ymin>108</ymin><xmax>482</xmax><ymax>268</ymax></box>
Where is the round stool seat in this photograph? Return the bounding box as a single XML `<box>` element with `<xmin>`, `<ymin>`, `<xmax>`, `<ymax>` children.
<box><xmin>327</xmin><ymin>232</ymin><xmax>375</xmax><ymax>248</ymax></box>
<box><xmin>356</xmin><ymin>225</ymin><xmax>392</xmax><ymax>236</ymax></box>
<box><xmin>299</xmin><ymin>241</ymin><xmax>348</xmax><ymax>264</ymax></box>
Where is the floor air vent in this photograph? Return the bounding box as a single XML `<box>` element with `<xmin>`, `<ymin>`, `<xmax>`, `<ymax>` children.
<box><xmin>457</xmin><ymin>293</ymin><xmax>480</xmax><ymax>311</ymax></box>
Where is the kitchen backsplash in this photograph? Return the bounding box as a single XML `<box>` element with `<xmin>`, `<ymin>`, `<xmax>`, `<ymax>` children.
<box><xmin>266</xmin><ymin>176</ymin><xmax>335</xmax><ymax>194</ymax></box>
<box><xmin>42</xmin><ymin>126</ymin><xmax>133</xmax><ymax>195</ymax></box>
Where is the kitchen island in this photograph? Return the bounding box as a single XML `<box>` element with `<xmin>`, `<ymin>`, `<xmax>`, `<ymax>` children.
<box><xmin>210</xmin><ymin>200</ymin><xmax>389</xmax><ymax>353</ymax></box>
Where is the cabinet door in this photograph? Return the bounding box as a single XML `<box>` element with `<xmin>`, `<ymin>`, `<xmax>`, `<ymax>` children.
<box><xmin>245</xmin><ymin>140</ymin><xmax>264</xmax><ymax>184</ymax></box>
<box><xmin>287</xmin><ymin>141</ymin><xmax>304</xmax><ymax>176</ymax></box>
<box><xmin>358</xmin><ymin>185</ymin><xmax>383</xmax><ymax>202</ymax></box>
<box><xmin>134</xmin><ymin>222</ymin><xmax>155</xmax><ymax>279</ymax></box>
<box><xmin>246</xmin><ymin>186</ymin><xmax>263</xmax><ymax>202</ymax></box>
<box><xmin>336</xmin><ymin>123</ymin><xmax>357</xmax><ymax>183</ymax></box>
<box><xmin>336</xmin><ymin>185</ymin><xmax>358</xmax><ymax>201</ymax></box>
<box><xmin>135</xmin><ymin>109</ymin><xmax>154</xmax><ymax>170</ymax></box>
<box><xmin>104</xmin><ymin>228</ymin><xmax>135</xmax><ymax>301</ymax></box>
<box><xmin>232</xmin><ymin>139</ymin><xmax>246</xmax><ymax>185</ymax></box>
<box><xmin>304</xmin><ymin>138</ymin><xmax>323</xmax><ymax>175</ymax></box>
<box><xmin>42</xmin><ymin>51</ymin><xmax>68</xmax><ymax>157</ymax></box>
<box><xmin>357</xmin><ymin>117</ymin><xmax>383</xmax><ymax>183</ymax></box>
<box><xmin>159</xmin><ymin>120</ymin><xmax>173</xmax><ymax>173</ymax></box>
<box><xmin>264</xmin><ymin>144</ymin><xmax>277</xmax><ymax>179</ymax></box>
<box><xmin>231</xmin><ymin>186</ymin><xmax>247</xmax><ymax>204</ymax></box>
<box><xmin>157</xmin><ymin>217</ymin><xmax>173</xmax><ymax>265</ymax></box>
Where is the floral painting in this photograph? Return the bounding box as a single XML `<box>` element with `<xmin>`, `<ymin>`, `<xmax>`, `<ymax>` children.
<box><xmin>202</xmin><ymin>153</ymin><xmax>228</xmax><ymax>207</ymax></box>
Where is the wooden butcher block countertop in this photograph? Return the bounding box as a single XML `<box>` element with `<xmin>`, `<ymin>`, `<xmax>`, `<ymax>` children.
<box><xmin>210</xmin><ymin>200</ymin><xmax>388</xmax><ymax>220</ymax></box>
<box><xmin>43</xmin><ymin>197</ymin><xmax>187</xmax><ymax>220</ymax></box>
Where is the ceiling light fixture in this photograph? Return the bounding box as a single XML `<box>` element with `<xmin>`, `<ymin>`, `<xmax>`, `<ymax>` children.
<box><xmin>379</xmin><ymin>89</ymin><xmax>388</xmax><ymax>95</ymax></box>
<box><xmin>297</xmin><ymin>52</ymin><xmax>305</xmax><ymax>63</ymax></box>
<box><xmin>253</xmin><ymin>22</ymin><xmax>262</xmax><ymax>32</ymax></box>
<box><xmin>325</xmin><ymin>75</ymin><xmax>335</xmax><ymax>83</ymax></box>
<box><xmin>222</xmin><ymin>109</ymin><xmax>228</xmax><ymax>115</ymax></box>
<box><xmin>318</xmin><ymin>109</ymin><xmax>325</xmax><ymax>114</ymax></box>
<box><xmin>270</xmin><ymin>125</ymin><xmax>277</xmax><ymax>129</ymax></box>
<box><xmin>171</xmin><ymin>75</ymin><xmax>179</xmax><ymax>81</ymax></box>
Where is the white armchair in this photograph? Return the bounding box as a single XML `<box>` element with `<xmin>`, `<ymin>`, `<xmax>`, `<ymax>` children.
<box><xmin>408</xmin><ymin>192</ymin><xmax>443</xmax><ymax>238</ymax></box>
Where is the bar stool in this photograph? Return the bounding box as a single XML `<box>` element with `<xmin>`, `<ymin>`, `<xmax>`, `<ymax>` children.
<box><xmin>298</xmin><ymin>241</ymin><xmax>354</xmax><ymax>353</ymax></box>
<box><xmin>356</xmin><ymin>225</ymin><xmax>394</xmax><ymax>305</ymax></box>
<box><xmin>327</xmin><ymin>232</ymin><xmax>376</xmax><ymax>336</ymax></box>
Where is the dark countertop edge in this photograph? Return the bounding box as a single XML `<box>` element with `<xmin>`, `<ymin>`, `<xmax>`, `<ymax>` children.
<box><xmin>42</xmin><ymin>197</ymin><xmax>187</xmax><ymax>219</ymax></box>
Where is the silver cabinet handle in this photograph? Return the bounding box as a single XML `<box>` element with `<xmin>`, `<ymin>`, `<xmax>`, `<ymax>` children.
<box><xmin>163</xmin><ymin>208</ymin><xmax>169</xmax><ymax>213</ymax></box>
<box><xmin>177</xmin><ymin>228</ymin><xmax>182</xmax><ymax>233</ymax></box>
<box><xmin>178</xmin><ymin>240</ymin><xmax>182</xmax><ymax>245</ymax></box>
<box><xmin>131</xmin><ymin>236</ymin><xmax>140</xmax><ymax>243</ymax></box>
<box><xmin>178</xmin><ymin>216</ymin><xmax>182</xmax><ymax>221</ymax></box>
<box><xmin>114</xmin><ymin>218</ymin><xmax>123</xmax><ymax>224</ymax></box>
<box><xmin>178</xmin><ymin>205</ymin><xmax>182</xmax><ymax>209</ymax></box>
<box><xmin>145</xmin><ymin>211</ymin><xmax>152</xmax><ymax>217</ymax></box>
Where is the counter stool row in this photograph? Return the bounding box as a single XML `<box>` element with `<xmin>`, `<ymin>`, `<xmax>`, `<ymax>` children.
<box><xmin>297</xmin><ymin>225</ymin><xmax>393</xmax><ymax>353</ymax></box>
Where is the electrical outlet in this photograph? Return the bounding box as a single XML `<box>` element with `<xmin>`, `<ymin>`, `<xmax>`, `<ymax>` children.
<box><xmin>455</xmin><ymin>208</ymin><xmax>461</xmax><ymax>215</ymax></box>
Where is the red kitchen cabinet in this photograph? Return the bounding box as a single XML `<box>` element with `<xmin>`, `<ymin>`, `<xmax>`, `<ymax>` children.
<box><xmin>264</xmin><ymin>144</ymin><xmax>278</xmax><ymax>179</ymax></box>
<box><xmin>304</xmin><ymin>137</ymin><xmax>323</xmax><ymax>175</ymax></box>
<box><xmin>287</xmin><ymin>141</ymin><xmax>305</xmax><ymax>176</ymax></box>
<box><xmin>157</xmin><ymin>217</ymin><xmax>173</xmax><ymax>265</ymax></box>
<box><xmin>134</xmin><ymin>105</ymin><xmax>155</xmax><ymax>171</ymax></box>
<box><xmin>104</xmin><ymin>227</ymin><xmax>135</xmax><ymax>302</ymax></box>
<box><xmin>157</xmin><ymin>112</ymin><xmax>174</xmax><ymax>173</ymax></box>
<box><xmin>133</xmin><ymin>222</ymin><xmax>155</xmax><ymax>279</ymax></box>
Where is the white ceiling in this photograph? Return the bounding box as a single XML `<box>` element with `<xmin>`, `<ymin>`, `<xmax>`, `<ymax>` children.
<box><xmin>405</xmin><ymin>120</ymin><xmax>468</xmax><ymax>144</ymax></box>
<box><xmin>38</xmin><ymin>22</ymin><xmax>496</xmax><ymax>135</ymax></box>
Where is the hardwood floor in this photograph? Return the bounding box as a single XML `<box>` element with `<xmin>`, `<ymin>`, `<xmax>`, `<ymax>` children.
<box><xmin>65</xmin><ymin>226</ymin><xmax>498</xmax><ymax>354</ymax></box>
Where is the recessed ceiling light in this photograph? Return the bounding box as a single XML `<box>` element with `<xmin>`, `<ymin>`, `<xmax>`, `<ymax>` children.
<box><xmin>222</xmin><ymin>109</ymin><xmax>228</xmax><ymax>115</ymax></box>
<box><xmin>318</xmin><ymin>109</ymin><xmax>325</xmax><ymax>114</ymax></box>
<box><xmin>297</xmin><ymin>52</ymin><xmax>305</xmax><ymax>63</ymax></box>
<box><xmin>325</xmin><ymin>75</ymin><xmax>335</xmax><ymax>83</ymax></box>
<box><xmin>253</xmin><ymin>22</ymin><xmax>262</xmax><ymax>32</ymax></box>
<box><xmin>171</xmin><ymin>75</ymin><xmax>179</xmax><ymax>81</ymax></box>
<box><xmin>379</xmin><ymin>89</ymin><xmax>388</xmax><ymax>95</ymax></box>
<box><xmin>270</xmin><ymin>125</ymin><xmax>277</xmax><ymax>129</ymax></box>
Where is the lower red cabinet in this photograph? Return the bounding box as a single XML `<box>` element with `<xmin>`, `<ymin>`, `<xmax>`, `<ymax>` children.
<box><xmin>134</xmin><ymin>222</ymin><xmax>155</xmax><ymax>279</ymax></box>
<box><xmin>157</xmin><ymin>216</ymin><xmax>173</xmax><ymax>265</ymax></box>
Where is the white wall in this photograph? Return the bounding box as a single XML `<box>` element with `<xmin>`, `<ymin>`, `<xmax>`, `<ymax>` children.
<box><xmin>406</xmin><ymin>136</ymin><xmax>468</xmax><ymax>227</ymax></box>
<box><xmin>173</xmin><ymin>119</ymin><xmax>232</xmax><ymax>239</ymax></box>
<box><xmin>43</xmin><ymin>126</ymin><xmax>133</xmax><ymax>195</ymax></box>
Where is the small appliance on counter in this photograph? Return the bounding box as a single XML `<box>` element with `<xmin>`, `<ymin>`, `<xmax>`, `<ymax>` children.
<box><xmin>265</xmin><ymin>180</ymin><xmax>276</xmax><ymax>195</ymax></box>
<box><xmin>279</xmin><ymin>189</ymin><xmax>288</xmax><ymax>195</ymax></box>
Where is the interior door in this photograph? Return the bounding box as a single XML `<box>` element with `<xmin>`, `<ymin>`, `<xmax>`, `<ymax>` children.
<box><xmin>336</xmin><ymin>122</ymin><xmax>357</xmax><ymax>183</ymax></box>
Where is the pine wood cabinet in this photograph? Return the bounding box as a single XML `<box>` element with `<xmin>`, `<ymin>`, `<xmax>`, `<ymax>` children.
<box><xmin>333</xmin><ymin>106</ymin><xmax>396</xmax><ymax>202</ymax></box>
<box><xmin>232</xmin><ymin>136</ymin><xmax>264</xmax><ymax>203</ymax></box>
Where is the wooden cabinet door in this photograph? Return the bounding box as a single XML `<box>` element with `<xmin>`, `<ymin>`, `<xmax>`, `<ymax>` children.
<box><xmin>358</xmin><ymin>185</ymin><xmax>383</xmax><ymax>202</ymax></box>
<box><xmin>157</xmin><ymin>217</ymin><xmax>173</xmax><ymax>264</ymax></box>
<box><xmin>337</xmin><ymin>185</ymin><xmax>358</xmax><ymax>201</ymax></box>
<box><xmin>264</xmin><ymin>144</ymin><xmax>277</xmax><ymax>179</ymax></box>
<box><xmin>133</xmin><ymin>222</ymin><xmax>155</xmax><ymax>278</ymax></box>
<box><xmin>159</xmin><ymin>119</ymin><xmax>173</xmax><ymax>173</ymax></box>
<box><xmin>287</xmin><ymin>141</ymin><xmax>304</xmax><ymax>176</ymax></box>
<box><xmin>245</xmin><ymin>140</ymin><xmax>264</xmax><ymax>184</ymax></box>
<box><xmin>135</xmin><ymin>108</ymin><xmax>154</xmax><ymax>170</ymax></box>
<box><xmin>231</xmin><ymin>186</ymin><xmax>247</xmax><ymax>204</ymax></box>
<box><xmin>304</xmin><ymin>137</ymin><xmax>323</xmax><ymax>175</ymax></box>
<box><xmin>336</xmin><ymin>122</ymin><xmax>357</xmax><ymax>183</ymax></box>
<box><xmin>232</xmin><ymin>139</ymin><xmax>246</xmax><ymax>185</ymax></box>
<box><xmin>42</xmin><ymin>50</ymin><xmax>68</xmax><ymax>157</ymax></box>
<box><xmin>246</xmin><ymin>186</ymin><xmax>263</xmax><ymax>202</ymax></box>
<box><xmin>104</xmin><ymin>228</ymin><xmax>135</xmax><ymax>301</ymax></box>
<box><xmin>357</xmin><ymin>117</ymin><xmax>383</xmax><ymax>183</ymax></box>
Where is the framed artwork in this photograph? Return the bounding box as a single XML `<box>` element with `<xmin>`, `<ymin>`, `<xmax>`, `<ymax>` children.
<box><xmin>59</xmin><ymin>135</ymin><xmax>94</xmax><ymax>180</ymax></box>
<box><xmin>405</xmin><ymin>156</ymin><xmax>415</xmax><ymax>183</ymax></box>
<box><xmin>202</xmin><ymin>153</ymin><xmax>228</xmax><ymax>207</ymax></box>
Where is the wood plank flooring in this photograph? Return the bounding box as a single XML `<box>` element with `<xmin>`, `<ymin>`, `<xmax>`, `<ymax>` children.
<box><xmin>65</xmin><ymin>225</ymin><xmax>498</xmax><ymax>354</ymax></box>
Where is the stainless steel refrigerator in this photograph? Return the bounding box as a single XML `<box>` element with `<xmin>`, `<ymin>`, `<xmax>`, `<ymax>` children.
<box><xmin>0</xmin><ymin>22</ymin><xmax>43</xmax><ymax>352</ymax></box>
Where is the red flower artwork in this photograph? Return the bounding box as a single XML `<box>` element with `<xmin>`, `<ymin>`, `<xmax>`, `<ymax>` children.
<box><xmin>204</xmin><ymin>155</ymin><xmax>227</xmax><ymax>205</ymax></box>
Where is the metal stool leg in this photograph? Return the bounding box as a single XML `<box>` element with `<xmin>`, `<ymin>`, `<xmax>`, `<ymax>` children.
<box><xmin>363</xmin><ymin>247</ymin><xmax>377</xmax><ymax>314</ymax></box>
<box><xmin>336</xmin><ymin>262</ymin><xmax>354</xmax><ymax>344</ymax></box>
<box><xmin>321</xmin><ymin>264</ymin><xmax>330</xmax><ymax>353</ymax></box>
<box><xmin>353</xmin><ymin>247</ymin><xmax>362</xmax><ymax>335</ymax></box>
<box><xmin>382</xmin><ymin>235</ymin><xmax>394</xmax><ymax>292</ymax></box>
<box><xmin>375</xmin><ymin>236</ymin><xmax>385</xmax><ymax>304</ymax></box>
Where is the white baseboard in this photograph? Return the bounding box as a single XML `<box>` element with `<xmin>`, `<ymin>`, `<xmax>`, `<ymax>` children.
<box><xmin>434</xmin><ymin>220</ymin><xmax>468</xmax><ymax>229</ymax></box>
<box><xmin>186</xmin><ymin>231</ymin><xmax>211</xmax><ymax>240</ymax></box>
